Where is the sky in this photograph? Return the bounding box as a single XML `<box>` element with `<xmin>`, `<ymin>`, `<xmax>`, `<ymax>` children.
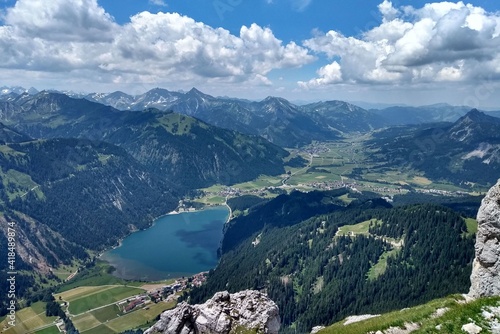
<box><xmin>1</xmin><ymin>0</ymin><xmax>500</xmax><ymax>107</ymax></box>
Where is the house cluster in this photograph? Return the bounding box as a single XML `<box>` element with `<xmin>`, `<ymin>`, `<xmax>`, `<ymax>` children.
<box><xmin>147</xmin><ymin>272</ymin><xmax>209</xmax><ymax>303</ymax></box>
<box><xmin>303</xmin><ymin>144</ymin><xmax>329</xmax><ymax>156</ymax></box>
<box><xmin>121</xmin><ymin>295</ymin><xmax>148</xmax><ymax>313</ymax></box>
<box><xmin>212</xmin><ymin>186</ymin><xmax>268</xmax><ymax>198</ymax></box>
<box><xmin>415</xmin><ymin>188</ymin><xmax>463</xmax><ymax>196</ymax></box>
<box><xmin>305</xmin><ymin>180</ymin><xmax>354</xmax><ymax>191</ymax></box>
<box><xmin>363</xmin><ymin>184</ymin><xmax>406</xmax><ymax>194</ymax></box>
<box><xmin>190</xmin><ymin>271</ymin><xmax>209</xmax><ymax>287</ymax></box>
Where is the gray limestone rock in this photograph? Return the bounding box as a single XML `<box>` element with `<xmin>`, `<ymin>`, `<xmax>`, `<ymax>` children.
<box><xmin>469</xmin><ymin>179</ymin><xmax>500</xmax><ymax>298</ymax></box>
<box><xmin>144</xmin><ymin>290</ymin><xmax>280</xmax><ymax>334</ymax></box>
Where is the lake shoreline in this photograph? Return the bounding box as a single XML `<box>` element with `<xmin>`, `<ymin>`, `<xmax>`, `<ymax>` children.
<box><xmin>161</xmin><ymin>204</ymin><xmax>230</xmax><ymax>220</ymax></box>
<box><xmin>103</xmin><ymin>205</ymin><xmax>228</xmax><ymax>252</ymax></box>
<box><xmin>100</xmin><ymin>205</ymin><xmax>230</xmax><ymax>281</ymax></box>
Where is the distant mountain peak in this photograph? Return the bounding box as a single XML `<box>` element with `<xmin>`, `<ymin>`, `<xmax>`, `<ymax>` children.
<box><xmin>458</xmin><ymin>109</ymin><xmax>497</xmax><ymax>124</ymax></box>
<box><xmin>187</xmin><ymin>87</ymin><xmax>202</xmax><ymax>94</ymax></box>
<box><xmin>467</xmin><ymin>108</ymin><xmax>482</xmax><ymax>116</ymax></box>
<box><xmin>261</xmin><ymin>96</ymin><xmax>294</xmax><ymax>106</ymax></box>
<box><xmin>186</xmin><ymin>87</ymin><xmax>213</xmax><ymax>99</ymax></box>
<box><xmin>449</xmin><ymin>108</ymin><xmax>500</xmax><ymax>143</ymax></box>
<box><xmin>257</xmin><ymin>96</ymin><xmax>298</xmax><ymax>115</ymax></box>
<box><xmin>107</xmin><ymin>90</ymin><xmax>130</xmax><ymax>97</ymax></box>
<box><xmin>146</xmin><ymin>87</ymin><xmax>173</xmax><ymax>95</ymax></box>
<box><xmin>34</xmin><ymin>90</ymin><xmax>68</xmax><ymax>100</ymax></box>
<box><xmin>262</xmin><ymin>96</ymin><xmax>287</xmax><ymax>102</ymax></box>
<box><xmin>0</xmin><ymin>86</ymin><xmax>29</xmax><ymax>95</ymax></box>
<box><xmin>307</xmin><ymin>100</ymin><xmax>366</xmax><ymax>113</ymax></box>
<box><xmin>27</xmin><ymin>87</ymin><xmax>39</xmax><ymax>95</ymax></box>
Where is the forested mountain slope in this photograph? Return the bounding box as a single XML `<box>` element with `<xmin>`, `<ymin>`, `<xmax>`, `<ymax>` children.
<box><xmin>0</xmin><ymin>92</ymin><xmax>288</xmax><ymax>189</ymax></box>
<box><xmin>189</xmin><ymin>191</ymin><xmax>474</xmax><ymax>333</ymax></box>
<box><xmin>366</xmin><ymin>110</ymin><xmax>500</xmax><ymax>187</ymax></box>
<box><xmin>0</xmin><ymin>137</ymin><xmax>183</xmax><ymax>315</ymax></box>
<box><xmin>0</xmin><ymin>122</ymin><xmax>30</xmax><ymax>144</ymax></box>
<box><xmin>1</xmin><ymin>138</ymin><xmax>179</xmax><ymax>250</ymax></box>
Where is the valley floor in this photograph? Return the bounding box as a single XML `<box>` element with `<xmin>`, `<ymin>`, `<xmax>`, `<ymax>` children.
<box><xmin>194</xmin><ymin>137</ymin><xmax>486</xmax><ymax>208</ymax></box>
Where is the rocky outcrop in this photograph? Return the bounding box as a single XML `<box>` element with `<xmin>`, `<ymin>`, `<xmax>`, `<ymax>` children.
<box><xmin>469</xmin><ymin>179</ymin><xmax>500</xmax><ymax>298</ymax></box>
<box><xmin>144</xmin><ymin>290</ymin><xmax>280</xmax><ymax>334</ymax></box>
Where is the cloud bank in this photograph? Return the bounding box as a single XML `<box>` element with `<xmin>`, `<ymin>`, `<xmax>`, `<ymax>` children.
<box><xmin>0</xmin><ymin>0</ymin><xmax>314</xmax><ymax>89</ymax></box>
<box><xmin>299</xmin><ymin>0</ymin><xmax>500</xmax><ymax>88</ymax></box>
<box><xmin>2</xmin><ymin>0</ymin><xmax>500</xmax><ymax>103</ymax></box>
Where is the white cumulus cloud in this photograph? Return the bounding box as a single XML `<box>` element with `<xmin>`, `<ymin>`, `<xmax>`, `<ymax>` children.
<box><xmin>299</xmin><ymin>61</ymin><xmax>342</xmax><ymax>88</ymax></box>
<box><xmin>0</xmin><ymin>0</ymin><xmax>314</xmax><ymax>90</ymax></box>
<box><xmin>300</xmin><ymin>1</ymin><xmax>500</xmax><ymax>89</ymax></box>
<box><xmin>4</xmin><ymin>0</ymin><xmax>117</xmax><ymax>42</ymax></box>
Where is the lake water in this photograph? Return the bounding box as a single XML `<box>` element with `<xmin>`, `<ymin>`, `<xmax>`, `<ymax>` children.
<box><xmin>100</xmin><ymin>206</ymin><xmax>229</xmax><ymax>281</ymax></box>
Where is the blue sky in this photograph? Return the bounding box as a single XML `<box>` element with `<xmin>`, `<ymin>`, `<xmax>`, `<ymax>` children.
<box><xmin>100</xmin><ymin>0</ymin><xmax>497</xmax><ymax>39</ymax></box>
<box><xmin>1</xmin><ymin>0</ymin><xmax>500</xmax><ymax>107</ymax></box>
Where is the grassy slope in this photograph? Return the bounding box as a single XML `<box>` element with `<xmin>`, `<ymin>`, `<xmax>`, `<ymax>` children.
<box><xmin>335</xmin><ymin>219</ymin><xmax>402</xmax><ymax>280</ymax></box>
<box><xmin>465</xmin><ymin>218</ymin><xmax>478</xmax><ymax>235</ymax></box>
<box><xmin>319</xmin><ymin>295</ymin><xmax>500</xmax><ymax>334</ymax></box>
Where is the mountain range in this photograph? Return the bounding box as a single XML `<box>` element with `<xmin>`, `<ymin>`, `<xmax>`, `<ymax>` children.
<box><xmin>1</xmin><ymin>85</ymin><xmax>499</xmax><ymax>325</ymax></box>
<box><xmin>0</xmin><ymin>89</ymin><xmax>291</xmax><ymax>312</ymax></box>
<box><xmin>84</xmin><ymin>87</ymin><xmax>500</xmax><ymax>142</ymax></box>
<box><xmin>0</xmin><ymin>91</ymin><xmax>288</xmax><ymax>189</ymax></box>
<box><xmin>5</xmin><ymin>86</ymin><xmax>499</xmax><ymax>148</ymax></box>
<box><xmin>87</xmin><ymin>87</ymin><xmax>342</xmax><ymax>147</ymax></box>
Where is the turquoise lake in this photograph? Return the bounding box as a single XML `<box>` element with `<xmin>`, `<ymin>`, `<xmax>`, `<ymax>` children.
<box><xmin>100</xmin><ymin>206</ymin><xmax>229</xmax><ymax>281</ymax></box>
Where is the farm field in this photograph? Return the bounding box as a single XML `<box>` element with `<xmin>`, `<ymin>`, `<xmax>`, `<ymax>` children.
<box><xmin>64</xmin><ymin>286</ymin><xmax>145</xmax><ymax>315</ymax></box>
<box><xmin>2</xmin><ymin>283</ymin><xmax>176</xmax><ymax>334</ymax></box>
<box><xmin>0</xmin><ymin>302</ymin><xmax>57</xmax><ymax>334</ymax></box>
<box><xmin>32</xmin><ymin>326</ymin><xmax>60</xmax><ymax>334</ymax></box>
<box><xmin>73</xmin><ymin>313</ymin><xmax>102</xmax><ymax>332</ymax></box>
<box><xmin>72</xmin><ymin>304</ymin><xmax>121</xmax><ymax>332</ymax></box>
<box><xmin>55</xmin><ymin>286</ymin><xmax>117</xmax><ymax>303</ymax></box>
<box><xmin>76</xmin><ymin>300</ymin><xmax>176</xmax><ymax>333</ymax></box>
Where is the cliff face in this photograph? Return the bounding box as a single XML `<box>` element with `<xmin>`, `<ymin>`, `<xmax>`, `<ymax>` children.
<box><xmin>144</xmin><ymin>290</ymin><xmax>280</xmax><ymax>334</ymax></box>
<box><xmin>469</xmin><ymin>179</ymin><xmax>500</xmax><ymax>298</ymax></box>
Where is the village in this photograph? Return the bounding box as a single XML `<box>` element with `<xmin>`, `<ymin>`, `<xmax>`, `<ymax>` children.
<box><xmin>119</xmin><ymin>272</ymin><xmax>209</xmax><ymax>314</ymax></box>
<box><xmin>207</xmin><ymin>179</ymin><xmax>468</xmax><ymax>203</ymax></box>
